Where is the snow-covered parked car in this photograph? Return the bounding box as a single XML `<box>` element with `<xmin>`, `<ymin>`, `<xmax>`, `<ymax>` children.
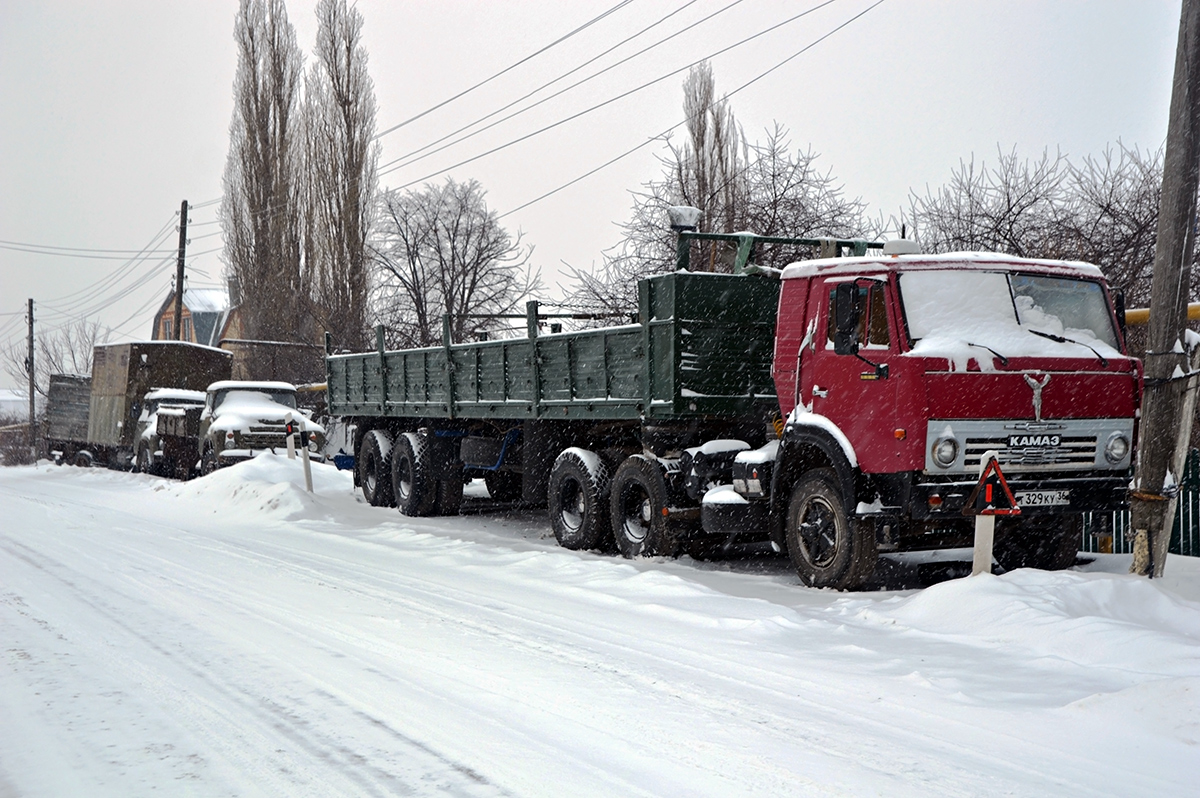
<box><xmin>198</xmin><ymin>380</ymin><xmax>325</xmax><ymax>475</ymax></box>
<box><xmin>134</xmin><ymin>388</ymin><xmax>206</xmax><ymax>476</ymax></box>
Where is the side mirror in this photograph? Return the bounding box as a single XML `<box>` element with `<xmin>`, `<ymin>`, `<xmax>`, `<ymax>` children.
<box><xmin>833</xmin><ymin>283</ymin><xmax>860</xmax><ymax>356</ymax></box>
<box><xmin>1113</xmin><ymin>288</ymin><xmax>1127</xmax><ymax>342</ymax></box>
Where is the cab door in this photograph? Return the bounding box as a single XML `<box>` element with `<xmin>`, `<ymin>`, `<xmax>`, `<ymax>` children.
<box><xmin>798</xmin><ymin>276</ymin><xmax>899</xmax><ymax>474</ymax></box>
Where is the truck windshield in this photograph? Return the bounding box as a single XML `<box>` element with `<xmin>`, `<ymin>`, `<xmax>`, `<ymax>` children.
<box><xmin>213</xmin><ymin>389</ymin><xmax>298</xmax><ymax>412</ymax></box>
<box><xmin>898</xmin><ymin>270</ymin><xmax>1121</xmax><ymax>367</ymax></box>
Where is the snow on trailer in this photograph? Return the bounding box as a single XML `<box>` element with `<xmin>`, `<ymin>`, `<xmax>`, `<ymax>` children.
<box><xmin>327</xmin><ymin>225</ymin><xmax>1139</xmax><ymax>591</ymax></box>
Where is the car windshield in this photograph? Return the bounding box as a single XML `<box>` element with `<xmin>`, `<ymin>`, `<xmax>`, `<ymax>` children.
<box><xmin>898</xmin><ymin>270</ymin><xmax>1121</xmax><ymax>369</ymax></box>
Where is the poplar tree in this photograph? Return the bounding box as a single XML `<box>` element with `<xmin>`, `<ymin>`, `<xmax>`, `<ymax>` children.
<box><xmin>220</xmin><ymin>0</ymin><xmax>306</xmax><ymax>343</ymax></box>
<box><xmin>304</xmin><ymin>0</ymin><xmax>378</xmax><ymax>353</ymax></box>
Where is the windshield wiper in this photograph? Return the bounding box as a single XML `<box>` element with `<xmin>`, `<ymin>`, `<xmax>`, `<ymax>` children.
<box><xmin>965</xmin><ymin>342</ymin><xmax>1009</xmax><ymax>367</ymax></box>
<box><xmin>1028</xmin><ymin>329</ymin><xmax>1108</xmax><ymax>367</ymax></box>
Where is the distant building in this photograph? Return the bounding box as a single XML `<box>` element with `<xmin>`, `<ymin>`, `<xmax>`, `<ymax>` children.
<box><xmin>149</xmin><ymin>281</ymin><xmax>320</xmax><ymax>384</ymax></box>
<box><xmin>151</xmin><ymin>286</ymin><xmax>235</xmax><ymax>347</ymax></box>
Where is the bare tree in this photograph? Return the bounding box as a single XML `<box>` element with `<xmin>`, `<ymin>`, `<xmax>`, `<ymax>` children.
<box><xmin>371</xmin><ymin>178</ymin><xmax>541</xmax><ymax>348</ymax></box>
<box><xmin>1</xmin><ymin>319</ymin><xmax>108</xmax><ymax>397</ymax></box>
<box><xmin>220</xmin><ymin>0</ymin><xmax>307</xmax><ymax>344</ymax></box>
<box><xmin>907</xmin><ymin>145</ymin><xmax>1178</xmax><ymax>307</ymax></box>
<box><xmin>303</xmin><ymin>0</ymin><xmax>378</xmax><ymax>353</ymax></box>
<box><xmin>674</xmin><ymin>61</ymin><xmax>748</xmax><ymax>270</ymax></box>
<box><xmin>568</xmin><ymin>123</ymin><xmax>865</xmax><ymax>317</ymax></box>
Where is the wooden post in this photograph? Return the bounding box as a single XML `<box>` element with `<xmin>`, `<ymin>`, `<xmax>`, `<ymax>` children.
<box><xmin>1130</xmin><ymin>0</ymin><xmax>1200</xmax><ymax>577</ymax></box>
<box><xmin>27</xmin><ymin>298</ymin><xmax>35</xmax><ymax>462</ymax></box>
<box><xmin>173</xmin><ymin>200</ymin><xmax>188</xmax><ymax>340</ymax></box>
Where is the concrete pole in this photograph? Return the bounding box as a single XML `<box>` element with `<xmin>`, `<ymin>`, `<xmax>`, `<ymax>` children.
<box><xmin>1130</xmin><ymin>0</ymin><xmax>1200</xmax><ymax>577</ymax></box>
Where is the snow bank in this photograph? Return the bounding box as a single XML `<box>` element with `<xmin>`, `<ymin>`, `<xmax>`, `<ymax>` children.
<box><xmin>168</xmin><ymin>452</ymin><xmax>352</xmax><ymax>520</ymax></box>
<box><xmin>849</xmin><ymin>568</ymin><xmax>1200</xmax><ymax>709</ymax></box>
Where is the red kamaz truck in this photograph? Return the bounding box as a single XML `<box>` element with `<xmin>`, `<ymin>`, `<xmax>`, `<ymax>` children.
<box><xmin>327</xmin><ymin>231</ymin><xmax>1138</xmax><ymax>590</ymax></box>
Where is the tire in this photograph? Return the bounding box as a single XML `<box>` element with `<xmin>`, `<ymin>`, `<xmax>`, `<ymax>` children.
<box><xmin>392</xmin><ymin>432</ymin><xmax>437</xmax><ymax>517</ymax></box>
<box><xmin>73</xmin><ymin>450</ymin><xmax>94</xmax><ymax>468</ymax></box>
<box><xmin>995</xmin><ymin>514</ymin><xmax>1081</xmax><ymax>572</ymax></box>
<box><xmin>136</xmin><ymin>443</ymin><xmax>154</xmax><ymax>475</ymax></box>
<box><xmin>610</xmin><ymin>455</ymin><xmax>678</xmax><ymax>558</ymax></box>
<box><xmin>785</xmin><ymin>468</ymin><xmax>876</xmax><ymax>590</ymax></box>
<box><xmin>548</xmin><ymin>449</ymin><xmax>612</xmax><ymax>551</ymax></box>
<box><xmin>359</xmin><ymin>430</ymin><xmax>395</xmax><ymax>507</ymax></box>
<box><xmin>200</xmin><ymin>445</ymin><xmax>219</xmax><ymax>477</ymax></box>
<box><xmin>436</xmin><ymin>477</ymin><xmax>464</xmax><ymax>516</ymax></box>
<box><xmin>484</xmin><ymin>469</ymin><xmax>523</xmax><ymax>503</ymax></box>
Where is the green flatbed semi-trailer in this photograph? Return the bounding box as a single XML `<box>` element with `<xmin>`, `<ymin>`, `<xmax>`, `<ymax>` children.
<box><xmin>326</xmin><ymin>231</ymin><xmax>881</xmax><ymax>564</ymax></box>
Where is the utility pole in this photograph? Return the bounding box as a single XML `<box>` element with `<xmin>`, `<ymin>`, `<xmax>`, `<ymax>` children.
<box><xmin>1130</xmin><ymin>0</ymin><xmax>1200</xmax><ymax>577</ymax></box>
<box><xmin>173</xmin><ymin>199</ymin><xmax>188</xmax><ymax>340</ymax></box>
<box><xmin>26</xmin><ymin>298</ymin><xmax>35</xmax><ymax>462</ymax></box>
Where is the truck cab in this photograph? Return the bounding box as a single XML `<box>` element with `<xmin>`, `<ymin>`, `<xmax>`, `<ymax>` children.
<box><xmin>727</xmin><ymin>247</ymin><xmax>1138</xmax><ymax>587</ymax></box>
<box><xmin>198</xmin><ymin>380</ymin><xmax>326</xmax><ymax>474</ymax></box>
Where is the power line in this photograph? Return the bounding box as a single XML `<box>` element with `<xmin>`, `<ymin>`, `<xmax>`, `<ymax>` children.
<box><xmin>499</xmin><ymin>0</ymin><xmax>887</xmax><ymax>219</ymax></box>
<box><xmin>382</xmin><ymin>0</ymin><xmax>842</xmax><ymax>188</ymax></box>
<box><xmin>0</xmin><ymin>241</ymin><xmax>177</xmax><ymax>260</ymax></box>
<box><xmin>373</xmin><ymin>0</ymin><xmax>637</xmax><ymax>141</ymax></box>
<box><xmin>35</xmin><ymin>217</ymin><xmax>177</xmax><ymax>308</ymax></box>
<box><xmin>377</xmin><ymin>0</ymin><xmax>722</xmax><ymax>175</ymax></box>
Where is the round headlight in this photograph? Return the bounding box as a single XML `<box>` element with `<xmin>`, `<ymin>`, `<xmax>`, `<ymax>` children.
<box><xmin>1104</xmin><ymin>432</ymin><xmax>1130</xmax><ymax>464</ymax></box>
<box><xmin>932</xmin><ymin>436</ymin><xmax>959</xmax><ymax>468</ymax></box>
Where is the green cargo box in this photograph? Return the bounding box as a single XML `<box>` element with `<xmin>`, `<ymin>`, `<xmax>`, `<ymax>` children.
<box><xmin>326</xmin><ymin>271</ymin><xmax>781</xmax><ymax>423</ymax></box>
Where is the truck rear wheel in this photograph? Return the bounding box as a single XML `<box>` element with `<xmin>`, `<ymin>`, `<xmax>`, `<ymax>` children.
<box><xmin>435</xmin><ymin>475</ymin><xmax>464</xmax><ymax>516</ymax></box>
<box><xmin>995</xmin><ymin>515</ymin><xmax>1081</xmax><ymax>572</ymax></box>
<box><xmin>785</xmin><ymin>468</ymin><xmax>876</xmax><ymax>590</ymax></box>
<box><xmin>359</xmin><ymin>430</ymin><xmax>395</xmax><ymax>507</ymax></box>
<box><xmin>392</xmin><ymin>432</ymin><xmax>437</xmax><ymax>517</ymax></box>
<box><xmin>610</xmin><ymin>455</ymin><xmax>678</xmax><ymax>558</ymax></box>
<box><xmin>548</xmin><ymin>449</ymin><xmax>612</xmax><ymax>551</ymax></box>
<box><xmin>73</xmin><ymin>450</ymin><xmax>94</xmax><ymax>468</ymax></box>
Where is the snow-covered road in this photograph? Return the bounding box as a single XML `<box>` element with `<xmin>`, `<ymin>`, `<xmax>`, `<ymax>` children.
<box><xmin>2</xmin><ymin>456</ymin><xmax>1199</xmax><ymax>796</ymax></box>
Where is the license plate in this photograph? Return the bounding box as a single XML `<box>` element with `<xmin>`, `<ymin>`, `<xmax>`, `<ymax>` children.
<box><xmin>1014</xmin><ymin>489</ymin><xmax>1071</xmax><ymax>507</ymax></box>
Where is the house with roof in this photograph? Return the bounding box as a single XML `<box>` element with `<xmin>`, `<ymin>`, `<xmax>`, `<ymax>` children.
<box><xmin>151</xmin><ymin>286</ymin><xmax>240</xmax><ymax>347</ymax></box>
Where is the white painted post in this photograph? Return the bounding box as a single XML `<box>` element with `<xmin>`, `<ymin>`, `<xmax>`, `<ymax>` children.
<box><xmin>972</xmin><ymin>449</ymin><xmax>1000</xmax><ymax>576</ymax></box>
<box><xmin>299</xmin><ymin>418</ymin><xmax>313</xmax><ymax>493</ymax></box>
<box><xmin>285</xmin><ymin>411</ymin><xmax>296</xmax><ymax>460</ymax></box>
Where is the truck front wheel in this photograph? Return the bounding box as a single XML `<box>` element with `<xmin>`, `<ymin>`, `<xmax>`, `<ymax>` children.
<box><xmin>136</xmin><ymin>443</ymin><xmax>154</xmax><ymax>475</ymax></box>
<box><xmin>200</xmin><ymin>445</ymin><xmax>219</xmax><ymax>477</ymax></box>
<box><xmin>548</xmin><ymin>449</ymin><xmax>612</xmax><ymax>551</ymax></box>
<box><xmin>392</xmin><ymin>432</ymin><xmax>437</xmax><ymax>517</ymax></box>
<box><xmin>786</xmin><ymin>468</ymin><xmax>876</xmax><ymax>590</ymax></box>
<box><xmin>610</xmin><ymin>455</ymin><xmax>678</xmax><ymax>558</ymax></box>
<box><xmin>359</xmin><ymin>430</ymin><xmax>395</xmax><ymax>507</ymax></box>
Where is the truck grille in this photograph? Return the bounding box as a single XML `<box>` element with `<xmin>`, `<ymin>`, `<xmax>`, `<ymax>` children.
<box><xmin>243</xmin><ymin>425</ymin><xmax>287</xmax><ymax>449</ymax></box>
<box><xmin>925</xmin><ymin>418</ymin><xmax>1133</xmax><ymax>474</ymax></box>
<box><xmin>964</xmin><ymin>436</ymin><xmax>1096</xmax><ymax>470</ymax></box>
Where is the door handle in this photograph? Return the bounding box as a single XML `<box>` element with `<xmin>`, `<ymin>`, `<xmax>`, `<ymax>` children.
<box><xmin>812</xmin><ymin>385</ymin><xmax>828</xmax><ymax>398</ymax></box>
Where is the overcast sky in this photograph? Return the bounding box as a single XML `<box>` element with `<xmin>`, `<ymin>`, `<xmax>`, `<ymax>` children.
<box><xmin>0</xmin><ymin>0</ymin><xmax>1181</xmax><ymax>390</ymax></box>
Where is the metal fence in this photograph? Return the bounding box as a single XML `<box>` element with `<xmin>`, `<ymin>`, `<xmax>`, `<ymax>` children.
<box><xmin>1081</xmin><ymin>448</ymin><xmax>1200</xmax><ymax>557</ymax></box>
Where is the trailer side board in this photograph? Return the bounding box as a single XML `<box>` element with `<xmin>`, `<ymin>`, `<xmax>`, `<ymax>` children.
<box><xmin>326</xmin><ymin>272</ymin><xmax>780</xmax><ymax>423</ymax></box>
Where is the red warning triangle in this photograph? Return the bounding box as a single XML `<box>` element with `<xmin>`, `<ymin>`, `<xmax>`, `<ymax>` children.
<box><xmin>962</xmin><ymin>458</ymin><xmax>1022</xmax><ymax>516</ymax></box>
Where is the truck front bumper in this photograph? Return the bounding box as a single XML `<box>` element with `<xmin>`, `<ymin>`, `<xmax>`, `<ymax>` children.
<box><xmin>219</xmin><ymin>448</ymin><xmax>328</xmax><ymax>464</ymax></box>
<box><xmin>910</xmin><ymin>474</ymin><xmax>1129</xmax><ymax>520</ymax></box>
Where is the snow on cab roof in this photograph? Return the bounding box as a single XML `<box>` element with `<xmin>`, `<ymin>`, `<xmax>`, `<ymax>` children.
<box><xmin>206</xmin><ymin>380</ymin><xmax>297</xmax><ymax>393</ymax></box>
<box><xmin>145</xmin><ymin>388</ymin><xmax>206</xmax><ymax>402</ymax></box>
<box><xmin>779</xmin><ymin>251</ymin><xmax>1105</xmax><ymax>281</ymax></box>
